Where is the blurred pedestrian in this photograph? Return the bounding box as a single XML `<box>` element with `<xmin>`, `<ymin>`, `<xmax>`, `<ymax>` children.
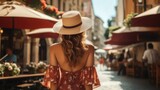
<box><xmin>42</xmin><ymin>11</ymin><xmax>100</xmax><ymax>90</ymax></box>
<box><xmin>117</xmin><ymin>49</ymin><xmax>126</xmax><ymax>76</ymax></box>
<box><xmin>1</xmin><ymin>47</ymin><xmax>17</xmax><ymax>63</ymax></box>
<box><xmin>142</xmin><ymin>43</ymin><xmax>160</xmax><ymax>79</ymax></box>
<box><xmin>108</xmin><ymin>52</ymin><xmax>114</xmax><ymax>63</ymax></box>
<box><xmin>142</xmin><ymin>43</ymin><xmax>160</xmax><ymax>65</ymax></box>
<box><xmin>107</xmin><ymin>52</ymin><xmax>115</xmax><ymax>69</ymax></box>
<box><xmin>99</xmin><ymin>56</ymin><xmax>105</xmax><ymax>70</ymax></box>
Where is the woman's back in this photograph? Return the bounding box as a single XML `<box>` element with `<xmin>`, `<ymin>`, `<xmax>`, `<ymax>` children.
<box><xmin>50</xmin><ymin>43</ymin><xmax>93</xmax><ymax>72</ymax></box>
<box><xmin>43</xmin><ymin>43</ymin><xmax>100</xmax><ymax>90</ymax></box>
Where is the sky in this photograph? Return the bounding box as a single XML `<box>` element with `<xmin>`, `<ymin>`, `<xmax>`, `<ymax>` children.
<box><xmin>92</xmin><ymin>0</ymin><xmax>117</xmax><ymax>28</ymax></box>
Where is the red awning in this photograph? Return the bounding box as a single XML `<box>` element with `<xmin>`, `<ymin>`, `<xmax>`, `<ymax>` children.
<box><xmin>105</xmin><ymin>27</ymin><xmax>160</xmax><ymax>45</ymax></box>
<box><xmin>131</xmin><ymin>5</ymin><xmax>160</xmax><ymax>27</ymax></box>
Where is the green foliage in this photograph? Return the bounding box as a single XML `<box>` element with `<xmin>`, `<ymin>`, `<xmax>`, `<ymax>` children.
<box><xmin>104</xmin><ymin>26</ymin><xmax>120</xmax><ymax>39</ymax></box>
<box><xmin>104</xmin><ymin>28</ymin><xmax>109</xmax><ymax>39</ymax></box>
<box><xmin>123</xmin><ymin>13</ymin><xmax>138</xmax><ymax>28</ymax></box>
<box><xmin>108</xmin><ymin>26</ymin><xmax>121</xmax><ymax>32</ymax></box>
<box><xmin>23</xmin><ymin>0</ymin><xmax>41</xmax><ymax>9</ymax></box>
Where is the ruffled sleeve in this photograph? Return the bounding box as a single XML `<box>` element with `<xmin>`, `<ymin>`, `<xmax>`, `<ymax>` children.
<box><xmin>81</xmin><ymin>66</ymin><xmax>100</xmax><ymax>88</ymax></box>
<box><xmin>41</xmin><ymin>65</ymin><xmax>60</xmax><ymax>88</ymax></box>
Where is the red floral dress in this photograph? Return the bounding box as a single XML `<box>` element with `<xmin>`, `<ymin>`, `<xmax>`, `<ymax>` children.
<box><xmin>42</xmin><ymin>65</ymin><xmax>100</xmax><ymax>90</ymax></box>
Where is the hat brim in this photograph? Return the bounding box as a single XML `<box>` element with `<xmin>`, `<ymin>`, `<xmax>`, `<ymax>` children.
<box><xmin>53</xmin><ymin>17</ymin><xmax>92</xmax><ymax>35</ymax></box>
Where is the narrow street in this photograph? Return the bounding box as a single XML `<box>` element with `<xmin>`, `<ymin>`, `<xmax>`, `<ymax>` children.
<box><xmin>94</xmin><ymin>64</ymin><xmax>160</xmax><ymax>90</ymax></box>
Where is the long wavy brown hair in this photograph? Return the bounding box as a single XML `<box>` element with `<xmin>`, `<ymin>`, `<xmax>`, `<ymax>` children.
<box><xmin>61</xmin><ymin>32</ymin><xmax>88</xmax><ymax>66</ymax></box>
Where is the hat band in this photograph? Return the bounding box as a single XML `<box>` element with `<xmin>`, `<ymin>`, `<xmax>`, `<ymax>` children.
<box><xmin>63</xmin><ymin>22</ymin><xmax>82</xmax><ymax>28</ymax></box>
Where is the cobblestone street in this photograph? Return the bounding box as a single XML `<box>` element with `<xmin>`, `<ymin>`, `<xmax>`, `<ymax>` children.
<box><xmin>94</xmin><ymin>65</ymin><xmax>160</xmax><ymax>90</ymax></box>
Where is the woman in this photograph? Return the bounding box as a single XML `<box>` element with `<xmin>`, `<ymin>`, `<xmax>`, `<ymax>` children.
<box><xmin>42</xmin><ymin>11</ymin><xmax>100</xmax><ymax>90</ymax></box>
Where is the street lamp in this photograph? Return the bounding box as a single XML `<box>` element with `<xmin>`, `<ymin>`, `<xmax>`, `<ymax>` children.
<box><xmin>0</xmin><ymin>28</ymin><xmax>3</xmax><ymax>57</ymax></box>
<box><xmin>138</xmin><ymin>0</ymin><xmax>146</xmax><ymax>11</ymax></box>
<box><xmin>137</xmin><ymin>0</ymin><xmax>144</xmax><ymax>13</ymax></box>
<box><xmin>138</xmin><ymin>0</ymin><xmax>143</xmax><ymax>3</ymax></box>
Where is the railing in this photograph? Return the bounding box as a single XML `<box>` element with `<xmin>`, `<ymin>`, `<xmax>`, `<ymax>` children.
<box><xmin>0</xmin><ymin>73</ymin><xmax>46</xmax><ymax>90</ymax></box>
<box><xmin>156</xmin><ymin>64</ymin><xmax>160</xmax><ymax>88</ymax></box>
<box><xmin>0</xmin><ymin>73</ymin><xmax>44</xmax><ymax>80</ymax></box>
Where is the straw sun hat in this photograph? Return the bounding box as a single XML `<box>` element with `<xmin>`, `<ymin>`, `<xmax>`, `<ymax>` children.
<box><xmin>53</xmin><ymin>11</ymin><xmax>92</xmax><ymax>35</ymax></box>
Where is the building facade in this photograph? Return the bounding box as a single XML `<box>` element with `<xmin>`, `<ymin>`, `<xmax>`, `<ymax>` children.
<box><xmin>93</xmin><ymin>16</ymin><xmax>106</xmax><ymax>49</ymax></box>
<box><xmin>53</xmin><ymin>0</ymin><xmax>94</xmax><ymax>40</ymax></box>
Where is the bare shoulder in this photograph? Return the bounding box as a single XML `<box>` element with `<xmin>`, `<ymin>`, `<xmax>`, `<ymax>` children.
<box><xmin>87</xmin><ymin>44</ymin><xmax>95</xmax><ymax>51</ymax></box>
<box><xmin>50</xmin><ymin>43</ymin><xmax>61</xmax><ymax>49</ymax></box>
<box><xmin>85</xmin><ymin>44</ymin><xmax>95</xmax><ymax>66</ymax></box>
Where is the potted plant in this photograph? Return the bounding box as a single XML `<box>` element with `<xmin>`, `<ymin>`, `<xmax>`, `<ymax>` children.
<box><xmin>3</xmin><ymin>62</ymin><xmax>21</xmax><ymax>76</ymax></box>
<box><xmin>26</xmin><ymin>62</ymin><xmax>37</xmax><ymax>74</ymax></box>
<box><xmin>36</xmin><ymin>61</ymin><xmax>47</xmax><ymax>73</ymax></box>
<box><xmin>123</xmin><ymin>13</ymin><xmax>138</xmax><ymax>28</ymax></box>
<box><xmin>0</xmin><ymin>63</ymin><xmax>4</xmax><ymax>76</ymax></box>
